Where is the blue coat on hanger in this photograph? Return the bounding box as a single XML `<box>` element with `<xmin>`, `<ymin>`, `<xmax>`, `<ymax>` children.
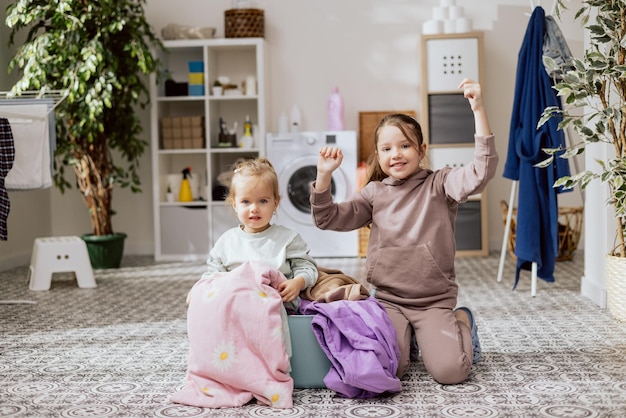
<box><xmin>503</xmin><ymin>6</ymin><xmax>570</xmax><ymax>287</ymax></box>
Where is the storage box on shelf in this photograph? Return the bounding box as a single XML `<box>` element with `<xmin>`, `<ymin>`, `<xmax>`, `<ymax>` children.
<box><xmin>151</xmin><ymin>38</ymin><xmax>268</xmax><ymax>261</ymax></box>
<box><xmin>421</xmin><ymin>32</ymin><xmax>488</xmax><ymax>256</ymax></box>
<box><xmin>188</xmin><ymin>60</ymin><xmax>205</xmax><ymax>96</ymax></box>
<box><xmin>160</xmin><ymin>116</ymin><xmax>205</xmax><ymax>149</ymax></box>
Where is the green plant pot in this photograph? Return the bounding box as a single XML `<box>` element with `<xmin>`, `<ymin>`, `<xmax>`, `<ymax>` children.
<box><xmin>81</xmin><ymin>233</ymin><xmax>127</xmax><ymax>269</ymax></box>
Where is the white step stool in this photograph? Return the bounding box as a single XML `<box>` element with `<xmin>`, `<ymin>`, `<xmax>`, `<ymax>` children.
<box><xmin>28</xmin><ymin>236</ymin><xmax>96</xmax><ymax>291</ymax></box>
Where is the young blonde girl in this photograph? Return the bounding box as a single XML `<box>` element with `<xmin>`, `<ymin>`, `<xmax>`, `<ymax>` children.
<box><xmin>204</xmin><ymin>157</ymin><xmax>318</xmax><ymax>306</ymax></box>
<box><xmin>311</xmin><ymin>79</ymin><xmax>498</xmax><ymax>384</ymax></box>
<box><xmin>172</xmin><ymin>158</ymin><xmax>318</xmax><ymax>409</ymax></box>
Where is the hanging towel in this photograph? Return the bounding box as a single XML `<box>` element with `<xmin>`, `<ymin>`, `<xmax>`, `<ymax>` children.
<box><xmin>502</xmin><ymin>6</ymin><xmax>571</xmax><ymax>288</ymax></box>
<box><xmin>0</xmin><ymin>118</ymin><xmax>15</xmax><ymax>240</ymax></box>
<box><xmin>3</xmin><ymin>103</ymin><xmax>55</xmax><ymax>190</ymax></box>
<box><xmin>543</xmin><ymin>15</ymin><xmax>575</xmax><ymax>80</ymax></box>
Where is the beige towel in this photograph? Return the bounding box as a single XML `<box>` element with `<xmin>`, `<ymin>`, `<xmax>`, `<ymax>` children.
<box><xmin>300</xmin><ymin>266</ymin><xmax>370</xmax><ymax>302</ymax></box>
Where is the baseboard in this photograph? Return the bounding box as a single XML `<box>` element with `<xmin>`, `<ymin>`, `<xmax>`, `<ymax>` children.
<box><xmin>581</xmin><ymin>275</ymin><xmax>607</xmax><ymax>309</ymax></box>
<box><xmin>123</xmin><ymin>240</ymin><xmax>154</xmax><ymax>256</ymax></box>
<box><xmin>0</xmin><ymin>252</ymin><xmax>30</xmax><ymax>271</ymax></box>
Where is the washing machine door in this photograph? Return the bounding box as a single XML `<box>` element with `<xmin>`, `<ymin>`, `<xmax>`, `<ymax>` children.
<box><xmin>278</xmin><ymin>155</ymin><xmax>350</xmax><ymax>225</ymax></box>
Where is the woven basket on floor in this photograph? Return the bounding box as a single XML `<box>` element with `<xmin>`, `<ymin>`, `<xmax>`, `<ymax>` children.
<box><xmin>500</xmin><ymin>200</ymin><xmax>583</xmax><ymax>261</ymax></box>
<box><xmin>224</xmin><ymin>9</ymin><xmax>264</xmax><ymax>38</ymax></box>
<box><xmin>606</xmin><ymin>254</ymin><xmax>626</xmax><ymax>322</ymax></box>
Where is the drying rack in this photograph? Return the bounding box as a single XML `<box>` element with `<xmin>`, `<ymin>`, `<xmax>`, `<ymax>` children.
<box><xmin>0</xmin><ymin>89</ymin><xmax>66</xmax><ymax>101</ymax></box>
<box><xmin>0</xmin><ymin>89</ymin><xmax>66</xmax><ymax>178</ymax></box>
<box><xmin>0</xmin><ymin>89</ymin><xmax>66</xmax><ymax>170</ymax></box>
<box><xmin>0</xmin><ymin>90</ymin><xmax>67</xmax><ymax>117</ymax></box>
<box><xmin>0</xmin><ymin>90</ymin><xmax>68</xmax><ymax>308</ymax></box>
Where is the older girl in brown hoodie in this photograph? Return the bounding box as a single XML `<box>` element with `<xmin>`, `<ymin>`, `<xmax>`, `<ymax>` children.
<box><xmin>311</xmin><ymin>79</ymin><xmax>498</xmax><ymax>384</ymax></box>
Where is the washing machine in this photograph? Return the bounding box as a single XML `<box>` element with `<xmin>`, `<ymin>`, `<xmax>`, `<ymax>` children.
<box><xmin>266</xmin><ymin>130</ymin><xmax>359</xmax><ymax>257</ymax></box>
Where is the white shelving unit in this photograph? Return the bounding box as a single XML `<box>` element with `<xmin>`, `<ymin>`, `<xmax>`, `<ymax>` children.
<box><xmin>150</xmin><ymin>38</ymin><xmax>268</xmax><ymax>261</ymax></box>
<box><xmin>420</xmin><ymin>32</ymin><xmax>489</xmax><ymax>256</ymax></box>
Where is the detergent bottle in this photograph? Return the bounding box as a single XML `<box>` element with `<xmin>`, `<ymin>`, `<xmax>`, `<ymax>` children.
<box><xmin>327</xmin><ymin>85</ymin><xmax>344</xmax><ymax>131</ymax></box>
<box><xmin>239</xmin><ymin>115</ymin><xmax>254</xmax><ymax>148</ymax></box>
<box><xmin>178</xmin><ymin>167</ymin><xmax>193</xmax><ymax>202</ymax></box>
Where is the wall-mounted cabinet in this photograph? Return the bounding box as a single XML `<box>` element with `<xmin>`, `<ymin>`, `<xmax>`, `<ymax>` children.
<box><xmin>151</xmin><ymin>38</ymin><xmax>268</xmax><ymax>261</ymax></box>
<box><xmin>421</xmin><ymin>32</ymin><xmax>489</xmax><ymax>256</ymax></box>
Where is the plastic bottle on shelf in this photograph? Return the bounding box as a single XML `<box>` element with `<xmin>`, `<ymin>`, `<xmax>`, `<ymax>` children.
<box><xmin>290</xmin><ymin>105</ymin><xmax>301</xmax><ymax>133</ymax></box>
<box><xmin>327</xmin><ymin>86</ymin><xmax>344</xmax><ymax>131</ymax></box>
<box><xmin>178</xmin><ymin>167</ymin><xmax>193</xmax><ymax>202</ymax></box>
<box><xmin>253</xmin><ymin>124</ymin><xmax>261</xmax><ymax>148</ymax></box>
<box><xmin>240</xmin><ymin>115</ymin><xmax>254</xmax><ymax>148</ymax></box>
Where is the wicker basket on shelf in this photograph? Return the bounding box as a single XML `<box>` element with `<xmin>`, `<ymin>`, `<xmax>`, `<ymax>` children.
<box><xmin>500</xmin><ymin>200</ymin><xmax>583</xmax><ymax>261</ymax></box>
<box><xmin>224</xmin><ymin>9</ymin><xmax>264</xmax><ymax>38</ymax></box>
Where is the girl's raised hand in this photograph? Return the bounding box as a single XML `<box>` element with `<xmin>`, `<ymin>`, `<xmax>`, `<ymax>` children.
<box><xmin>458</xmin><ymin>78</ymin><xmax>491</xmax><ymax>136</ymax></box>
<box><xmin>458</xmin><ymin>78</ymin><xmax>484</xmax><ymax>112</ymax></box>
<box><xmin>317</xmin><ymin>146</ymin><xmax>343</xmax><ymax>174</ymax></box>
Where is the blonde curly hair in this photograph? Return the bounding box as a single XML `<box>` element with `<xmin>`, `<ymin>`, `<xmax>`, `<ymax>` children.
<box><xmin>225</xmin><ymin>158</ymin><xmax>281</xmax><ymax>206</ymax></box>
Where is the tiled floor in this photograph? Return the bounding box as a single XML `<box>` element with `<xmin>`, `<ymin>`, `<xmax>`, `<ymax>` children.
<box><xmin>2</xmin><ymin>253</ymin><xmax>626</xmax><ymax>417</ymax></box>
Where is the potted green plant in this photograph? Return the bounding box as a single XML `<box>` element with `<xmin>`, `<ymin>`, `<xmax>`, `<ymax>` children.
<box><xmin>5</xmin><ymin>0</ymin><xmax>163</xmax><ymax>268</ymax></box>
<box><xmin>538</xmin><ymin>0</ymin><xmax>626</xmax><ymax>319</ymax></box>
<box><xmin>212</xmin><ymin>80</ymin><xmax>224</xmax><ymax>96</ymax></box>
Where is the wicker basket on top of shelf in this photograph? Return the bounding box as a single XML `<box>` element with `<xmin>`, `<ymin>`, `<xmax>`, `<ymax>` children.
<box><xmin>224</xmin><ymin>9</ymin><xmax>264</xmax><ymax>38</ymax></box>
<box><xmin>500</xmin><ymin>200</ymin><xmax>583</xmax><ymax>261</ymax></box>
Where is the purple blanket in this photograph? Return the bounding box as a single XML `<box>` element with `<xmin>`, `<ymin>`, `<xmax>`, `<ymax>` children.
<box><xmin>300</xmin><ymin>297</ymin><xmax>402</xmax><ymax>398</ymax></box>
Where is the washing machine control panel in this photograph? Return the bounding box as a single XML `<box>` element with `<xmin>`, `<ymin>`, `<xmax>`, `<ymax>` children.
<box><xmin>302</xmin><ymin>134</ymin><xmax>317</xmax><ymax>146</ymax></box>
<box><xmin>300</xmin><ymin>133</ymin><xmax>339</xmax><ymax>146</ymax></box>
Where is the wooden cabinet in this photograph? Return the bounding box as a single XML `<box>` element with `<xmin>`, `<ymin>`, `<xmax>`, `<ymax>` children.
<box><xmin>150</xmin><ymin>38</ymin><xmax>268</xmax><ymax>261</ymax></box>
<box><xmin>420</xmin><ymin>32</ymin><xmax>489</xmax><ymax>256</ymax></box>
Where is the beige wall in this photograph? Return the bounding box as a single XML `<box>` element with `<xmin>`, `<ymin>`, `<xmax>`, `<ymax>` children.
<box><xmin>0</xmin><ymin>0</ymin><xmax>584</xmax><ymax>269</ymax></box>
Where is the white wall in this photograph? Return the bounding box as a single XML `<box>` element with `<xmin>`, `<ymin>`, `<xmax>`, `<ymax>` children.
<box><xmin>1</xmin><ymin>0</ymin><xmax>586</xmax><ymax>270</ymax></box>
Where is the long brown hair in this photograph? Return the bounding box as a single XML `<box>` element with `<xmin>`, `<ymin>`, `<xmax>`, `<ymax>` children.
<box><xmin>364</xmin><ymin>113</ymin><xmax>426</xmax><ymax>184</ymax></box>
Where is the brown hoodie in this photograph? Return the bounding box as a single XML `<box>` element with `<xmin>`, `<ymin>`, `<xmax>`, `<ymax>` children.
<box><xmin>310</xmin><ymin>135</ymin><xmax>498</xmax><ymax>309</ymax></box>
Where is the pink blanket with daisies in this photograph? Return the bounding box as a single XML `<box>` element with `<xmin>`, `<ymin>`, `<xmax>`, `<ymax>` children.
<box><xmin>171</xmin><ymin>261</ymin><xmax>293</xmax><ymax>408</ymax></box>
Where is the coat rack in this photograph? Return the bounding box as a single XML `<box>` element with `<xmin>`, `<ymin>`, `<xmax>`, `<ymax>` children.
<box><xmin>497</xmin><ymin>125</ymin><xmax>582</xmax><ymax>297</ymax></box>
<box><xmin>526</xmin><ymin>0</ymin><xmax>561</xmax><ymax>16</ymax></box>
